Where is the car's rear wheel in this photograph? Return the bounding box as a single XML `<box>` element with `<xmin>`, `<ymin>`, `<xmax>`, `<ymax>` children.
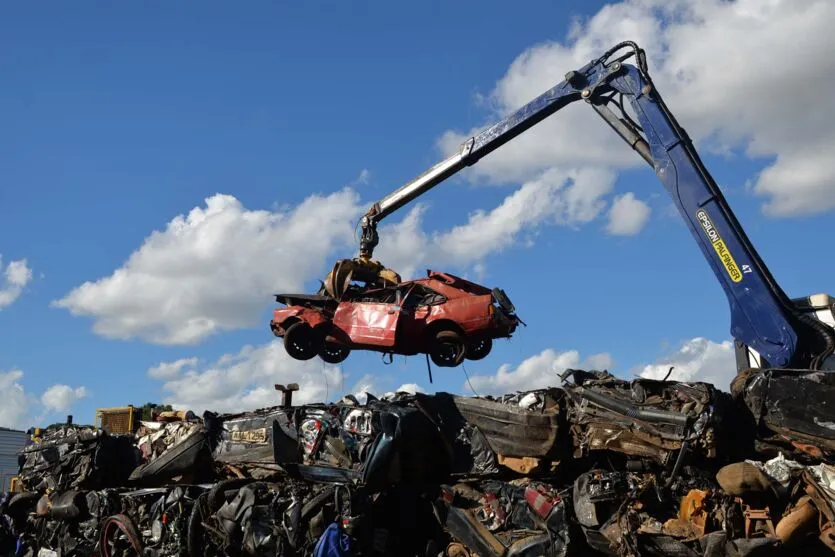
<box><xmin>283</xmin><ymin>322</ymin><xmax>319</xmax><ymax>361</ymax></box>
<box><xmin>319</xmin><ymin>341</ymin><xmax>350</xmax><ymax>364</ymax></box>
<box><xmin>466</xmin><ymin>337</ymin><xmax>492</xmax><ymax>361</ymax></box>
<box><xmin>429</xmin><ymin>329</ymin><xmax>467</xmax><ymax>367</ymax></box>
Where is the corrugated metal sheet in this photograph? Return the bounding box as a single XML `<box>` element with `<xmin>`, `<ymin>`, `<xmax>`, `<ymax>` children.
<box><xmin>0</xmin><ymin>428</ymin><xmax>28</xmax><ymax>492</ymax></box>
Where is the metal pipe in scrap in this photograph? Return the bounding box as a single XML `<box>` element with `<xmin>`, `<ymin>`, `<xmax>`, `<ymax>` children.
<box><xmin>576</xmin><ymin>387</ymin><xmax>690</xmax><ymax>427</ymax></box>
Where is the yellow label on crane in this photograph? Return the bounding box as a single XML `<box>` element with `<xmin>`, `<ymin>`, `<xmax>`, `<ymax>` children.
<box><xmin>696</xmin><ymin>209</ymin><xmax>743</xmax><ymax>283</ymax></box>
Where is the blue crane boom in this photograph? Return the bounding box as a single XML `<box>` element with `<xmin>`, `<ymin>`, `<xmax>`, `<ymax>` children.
<box><xmin>357</xmin><ymin>41</ymin><xmax>834</xmax><ymax>373</ymax></box>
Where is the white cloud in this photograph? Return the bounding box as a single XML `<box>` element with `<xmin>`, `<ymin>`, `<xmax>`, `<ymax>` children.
<box><xmin>152</xmin><ymin>340</ymin><xmax>347</xmax><ymax>415</ymax></box>
<box><xmin>464</xmin><ymin>348</ymin><xmax>614</xmax><ymax>396</ymax></box>
<box><xmin>638</xmin><ymin>337</ymin><xmax>736</xmax><ymax>391</ymax></box>
<box><xmin>585</xmin><ymin>352</ymin><xmax>616</xmax><ymax>371</ymax></box>
<box><xmin>0</xmin><ymin>370</ymin><xmax>90</xmax><ymax>429</ymax></box>
<box><xmin>437</xmin><ymin>0</ymin><xmax>835</xmax><ymax>217</ymax></box>
<box><xmin>52</xmin><ymin>190</ymin><xmax>363</xmax><ymax>345</ymax></box>
<box><xmin>0</xmin><ymin>370</ymin><xmax>30</xmax><ymax>429</ymax></box>
<box><xmin>395</xmin><ymin>383</ymin><xmax>425</xmax><ymax>394</ymax></box>
<box><xmin>606</xmin><ymin>193</ymin><xmax>652</xmax><ymax>236</ymax></box>
<box><xmin>148</xmin><ymin>357</ymin><xmax>199</xmax><ymax>379</ymax></box>
<box><xmin>348</xmin><ymin>373</ymin><xmax>377</xmax><ymax>396</ymax></box>
<box><xmin>0</xmin><ymin>257</ymin><xmax>33</xmax><ymax>309</ymax></box>
<box><xmin>462</xmin><ymin>336</ymin><xmax>735</xmax><ymax>397</ymax></box>
<box><xmin>145</xmin><ymin>335</ymin><xmax>734</xmax><ymax>416</ymax></box>
<box><xmin>376</xmin><ymin>167</ymin><xmax>617</xmax><ymax>279</ymax></box>
<box><xmin>52</xmin><ymin>166</ymin><xmax>629</xmax><ymax>343</ymax></box>
<box><xmin>41</xmin><ymin>384</ymin><xmax>89</xmax><ymax>413</ymax></box>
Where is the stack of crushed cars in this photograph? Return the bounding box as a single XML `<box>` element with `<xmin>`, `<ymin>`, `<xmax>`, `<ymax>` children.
<box><xmin>2</xmin><ymin>367</ymin><xmax>835</xmax><ymax>556</ymax></box>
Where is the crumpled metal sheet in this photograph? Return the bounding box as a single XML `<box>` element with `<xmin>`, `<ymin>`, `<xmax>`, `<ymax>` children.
<box><xmin>17</xmin><ymin>425</ymin><xmax>137</xmax><ymax>492</ymax></box>
<box><xmin>204</xmin><ymin>406</ymin><xmax>292</xmax><ymax>478</ymax></box>
<box><xmin>437</xmin><ymin>478</ymin><xmax>570</xmax><ymax>557</ymax></box>
<box><xmin>571</xmin><ymin>467</ymin><xmax>786</xmax><ymax>557</ymax></box>
<box><xmin>735</xmin><ymin>369</ymin><xmax>835</xmax><ymax>461</ymax></box>
<box><xmin>562</xmin><ymin>370</ymin><xmax>742</xmax><ymax>467</ymax></box>
<box><xmin>412</xmin><ymin>388</ymin><xmax>565</xmax><ymax>477</ymax></box>
<box><xmin>9</xmin><ymin>367</ymin><xmax>835</xmax><ymax>557</ymax></box>
<box><xmin>128</xmin><ymin>420</ymin><xmax>213</xmax><ymax>486</ymax></box>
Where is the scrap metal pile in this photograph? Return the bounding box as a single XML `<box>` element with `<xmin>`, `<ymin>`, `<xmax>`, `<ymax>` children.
<box><xmin>3</xmin><ymin>370</ymin><xmax>835</xmax><ymax>556</ymax></box>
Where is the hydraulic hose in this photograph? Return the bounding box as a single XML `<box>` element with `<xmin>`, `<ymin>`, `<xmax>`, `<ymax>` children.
<box><xmin>575</xmin><ymin>387</ymin><xmax>690</xmax><ymax>427</ymax></box>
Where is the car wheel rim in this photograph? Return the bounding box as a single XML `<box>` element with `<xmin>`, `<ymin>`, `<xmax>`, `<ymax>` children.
<box><xmin>289</xmin><ymin>338</ymin><xmax>314</xmax><ymax>355</ymax></box>
<box><xmin>436</xmin><ymin>341</ymin><xmax>462</xmax><ymax>364</ymax></box>
<box><xmin>320</xmin><ymin>343</ymin><xmax>349</xmax><ymax>363</ymax></box>
<box><xmin>286</xmin><ymin>325</ymin><xmax>317</xmax><ymax>359</ymax></box>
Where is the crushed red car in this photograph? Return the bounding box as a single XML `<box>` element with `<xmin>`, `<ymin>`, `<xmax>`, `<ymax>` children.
<box><xmin>269</xmin><ymin>269</ymin><xmax>522</xmax><ymax>367</ymax></box>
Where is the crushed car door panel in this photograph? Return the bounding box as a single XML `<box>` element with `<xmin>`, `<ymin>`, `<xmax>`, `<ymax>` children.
<box><xmin>332</xmin><ymin>300</ymin><xmax>400</xmax><ymax>347</ymax></box>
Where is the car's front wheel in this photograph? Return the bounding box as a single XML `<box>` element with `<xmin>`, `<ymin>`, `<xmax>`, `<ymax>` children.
<box><xmin>319</xmin><ymin>341</ymin><xmax>350</xmax><ymax>364</ymax></box>
<box><xmin>283</xmin><ymin>322</ymin><xmax>319</xmax><ymax>361</ymax></box>
<box><xmin>429</xmin><ymin>329</ymin><xmax>467</xmax><ymax>367</ymax></box>
<box><xmin>466</xmin><ymin>337</ymin><xmax>492</xmax><ymax>361</ymax></box>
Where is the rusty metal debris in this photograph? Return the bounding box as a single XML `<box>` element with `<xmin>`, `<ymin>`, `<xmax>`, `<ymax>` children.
<box><xmin>3</xmin><ymin>371</ymin><xmax>835</xmax><ymax>556</ymax></box>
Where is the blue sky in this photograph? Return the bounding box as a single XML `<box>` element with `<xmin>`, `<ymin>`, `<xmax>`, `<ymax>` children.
<box><xmin>1</xmin><ymin>0</ymin><xmax>834</xmax><ymax>428</ymax></box>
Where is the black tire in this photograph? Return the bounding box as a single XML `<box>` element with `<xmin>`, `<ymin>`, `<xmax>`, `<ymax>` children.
<box><xmin>319</xmin><ymin>341</ymin><xmax>350</xmax><ymax>364</ymax></box>
<box><xmin>6</xmin><ymin>491</ymin><xmax>40</xmax><ymax>511</ymax></box>
<box><xmin>207</xmin><ymin>478</ymin><xmax>255</xmax><ymax>511</ymax></box>
<box><xmin>187</xmin><ymin>491</ymin><xmax>225</xmax><ymax>557</ymax></box>
<box><xmin>99</xmin><ymin>514</ymin><xmax>143</xmax><ymax>556</ymax></box>
<box><xmin>429</xmin><ymin>329</ymin><xmax>467</xmax><ymax>367</ymax></box>
<box><xmin>466</xmin><ymin>337</ymin><xmax>492</xmax><ymax>361</ymax></box>
<box><xmin>283</xmin><ymin>321</ymin><xmax>319</xmax><ymax>361</ymax></box>
<box><xmin>187</xmin><ymin>492</ymin><xmax>208</xmax><ymax>557</ymax></box>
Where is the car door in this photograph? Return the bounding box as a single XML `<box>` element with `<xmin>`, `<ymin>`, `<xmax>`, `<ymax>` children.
<box><xmin>332</xmin><ymin>287</ymin><xmax>402</xmax><ymax>348</ymax></box>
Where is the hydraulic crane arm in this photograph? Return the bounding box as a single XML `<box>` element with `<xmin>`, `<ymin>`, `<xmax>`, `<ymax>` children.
<box><xmin>358</xmin><ymin>41</ymin><xmax>835</xmax><ymax>372</ymax></box>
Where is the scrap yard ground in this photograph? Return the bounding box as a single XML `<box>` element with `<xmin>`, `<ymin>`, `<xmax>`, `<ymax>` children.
<box><xmin>5</xmin><ymin>372</ymin><xmax>835</xmax><ymax>556</ymax></box>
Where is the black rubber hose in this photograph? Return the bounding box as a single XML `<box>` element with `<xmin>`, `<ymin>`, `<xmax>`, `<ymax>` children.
<box><xmin>801</xmin><ymin>311</ymin><xmax>835</xmax><ymax>370</ymax></box>
<box><xmin>664</xmin><ymin>440</ymin><xmax>691</xmax><ymax>489</ymax></box>
<box><xmin>575</xmin><ymin>387</ymin><xmax>690</xmax><ymax>426</ymax></box>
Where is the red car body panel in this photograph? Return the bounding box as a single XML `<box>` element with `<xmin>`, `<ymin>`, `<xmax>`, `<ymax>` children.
<box><xmin>270</xmin><ymin>269</ymin><xmax>519</xmax><ymax>357</ymax></box>
<box><xmin>332</xmin><ymin>302</ymin><xmax>399</xmax><ymax>347</ymax></box>
<box><xmin>273</xmin><ymin>306</ymin><xmax>330</xmax><ymax>331</ymax></box>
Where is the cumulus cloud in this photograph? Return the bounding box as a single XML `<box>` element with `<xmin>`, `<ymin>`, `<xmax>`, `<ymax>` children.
<box><xmin>53</xmin><ymin>166</ymin><xmax>629</xmax><ymax>343</ymax></box>
<box><xmin>462</xmin><ymin>336</ymin><xmax>736</xmax><ymax>396</ymax></box>
<box><xmin>148</xmin><ymin>357</ymin><xmax>199</xmax><ymax>380</ymax></box>
<box><xmin>0</xmin><ymin>370</ymin><xmax>90</xmax><ymax>429</ymax></box>
<box><xmin>0</xmin><ymin>257</ymin><xmax>33</xmax><ymax>309</ymax></box>
<box><xmin>41</xmin><ymin>384</ymin><xmax>89</xmax><ymax>413</ymax></box>
<box><xmin>348</xmin><ymin>373</ymin><xmax>377</xmax><ymax>396</ymax></box>
<box><xmin>52</xmin><ymin>190</ymin><xmax>363</xmax><ymax>345</ymax></box>
<box><xmin>151</xmin><ymin>340</ymin><xmax>347</xmax><ymax>415</ymax></box>
<box><xmin>464</xmin><ymin>348</ymin><xmax>615</xmax><ymax>396</ymax></box>
<box><xmin>395</xmin><ymin>383</ymin><xmax>425</xmax><ymax>394</ymax></box>
<box><xmin>144</xmin><ymin>335</ymin><xmax>735</xmax><ymax>415</ymax></box>
<box><xmin>437</xmin><ymin>0</ymin><xmax>835</xmax><ymax>217</ymax></box>
<box><xmin>0</xmin><ymin>370</ymin><xmax>30</xmax><ymax>429</ymax></box>
<box><xmin>638</xmin><ymin>337</ymin><xmax>736</xmax><ymax>391</ymax></box>
<box><xmin>585</xmin><ymin>352</ymin><xmax>617</xmax><ymax>371</ymax></box>
<box><xmin>376</xmin><ymin>167</ymin><xmax>617</xmax><ymax>278</ymax></box>
<box><xmin>606</xmin><ymin>193</ymin><xmax>652</xmax><ymax>236</ymax></box>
